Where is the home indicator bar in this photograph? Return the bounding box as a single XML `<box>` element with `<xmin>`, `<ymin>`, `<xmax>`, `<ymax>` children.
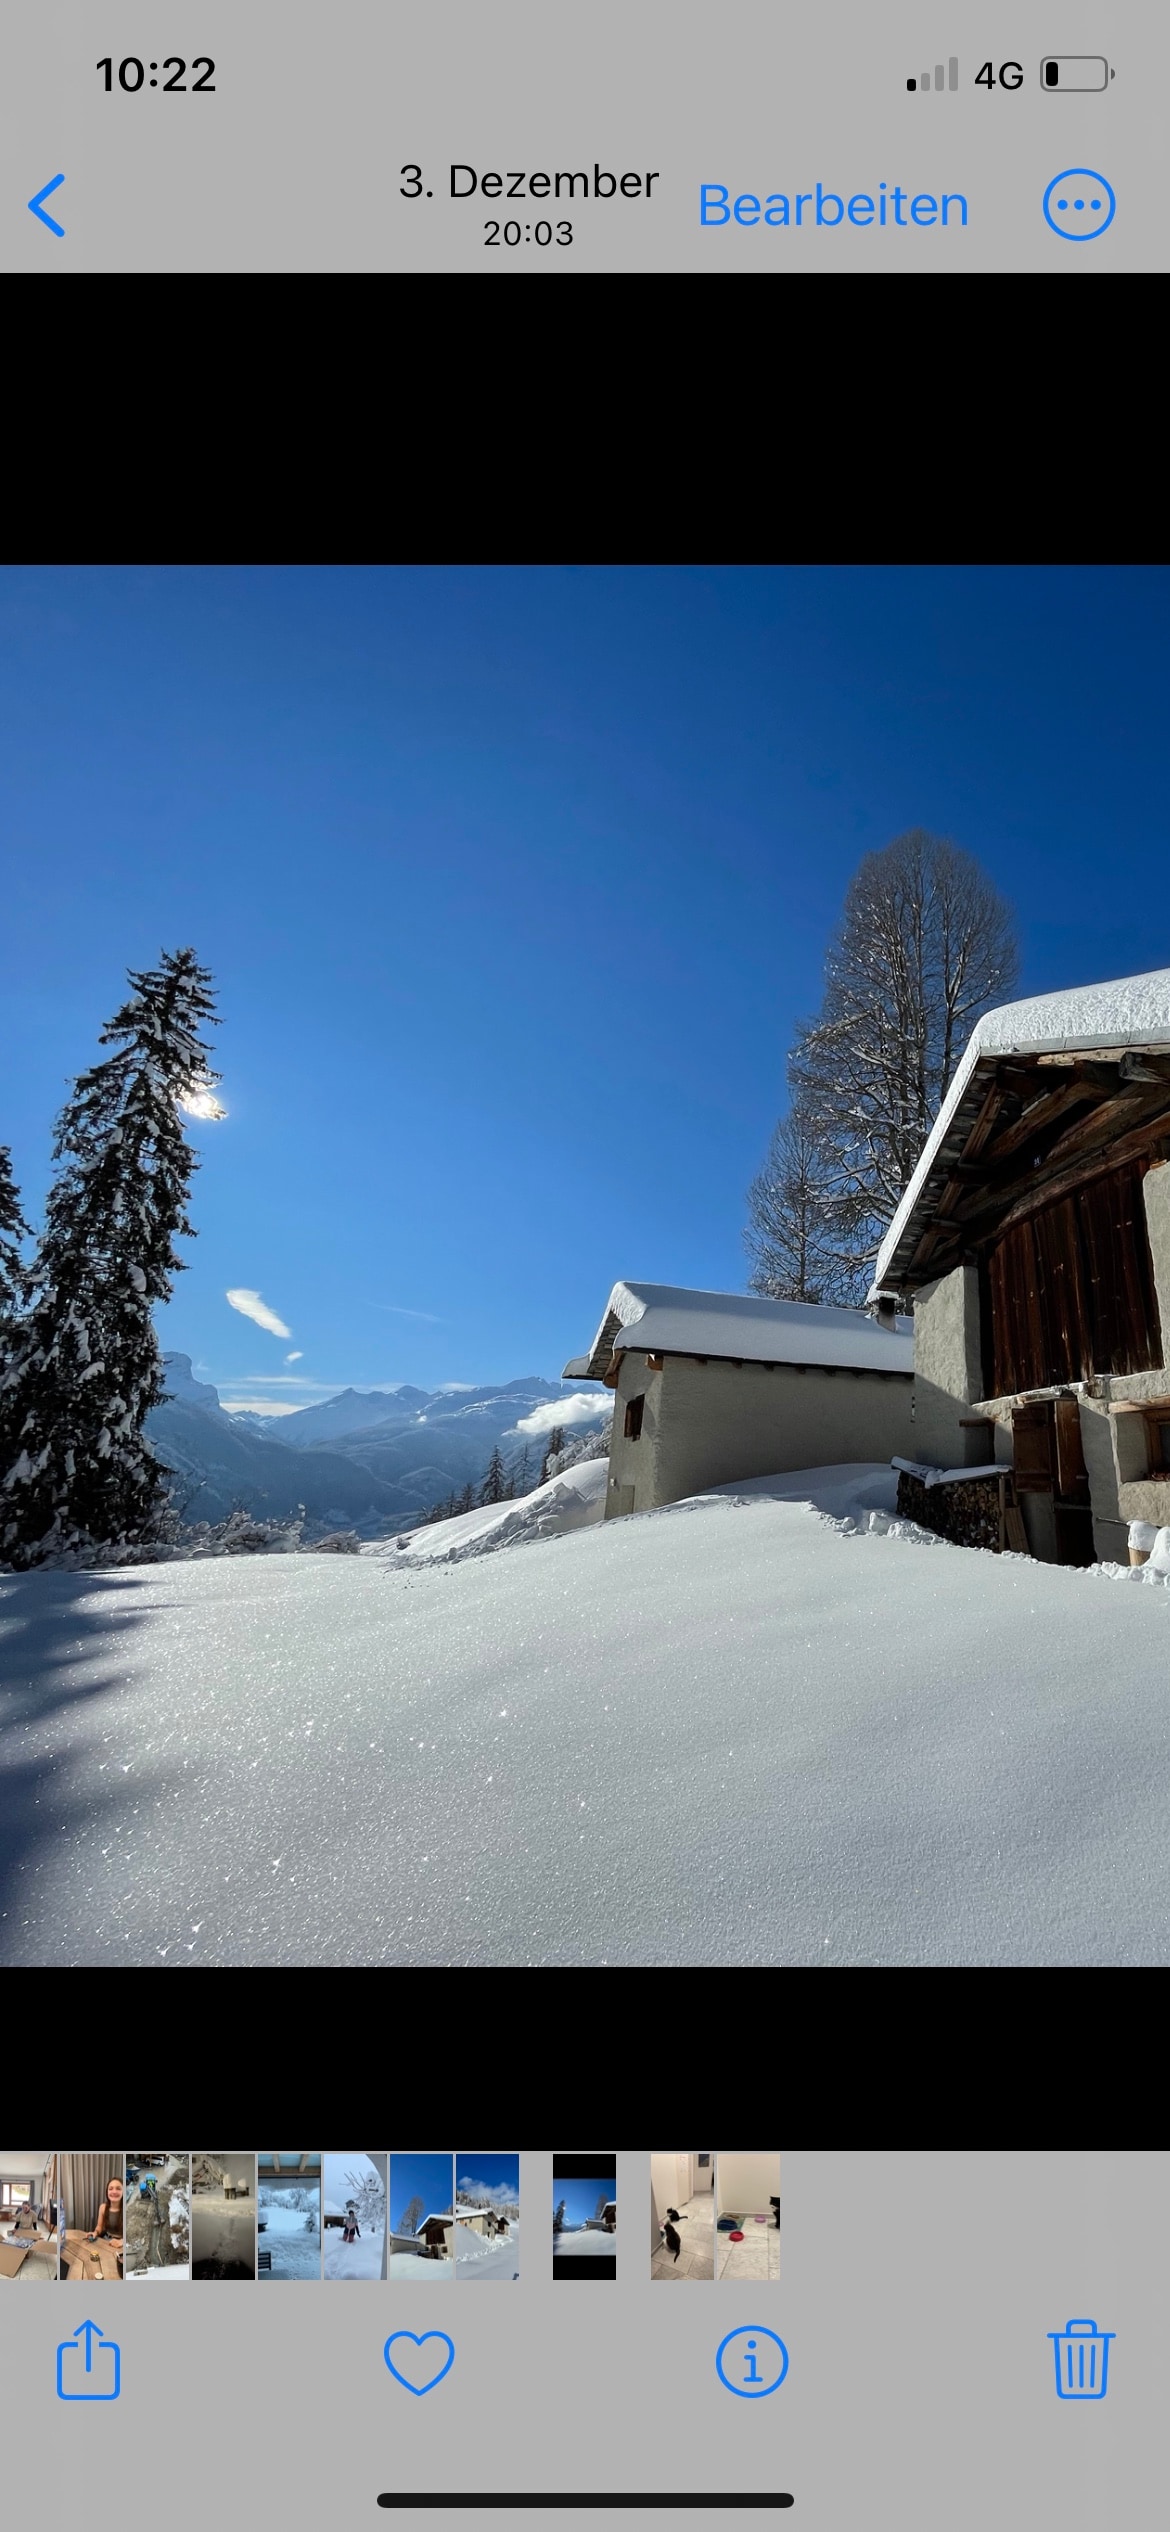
<box><xmin>377</xmin><ymin>2502</ymin><xmax>795</xmax><ymax>2513</ymax></box>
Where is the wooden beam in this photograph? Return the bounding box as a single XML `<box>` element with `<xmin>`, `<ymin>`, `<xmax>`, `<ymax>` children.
<box><xmin>1034</xmin><ymin>1051</ymin><xmax>1121</xmax><ymax>1068</ymax></box>
<box><xmin>947</xmin><ymin>1102</ymin><xmax>1170</xmax><ymax>1247</ymax></box>
<box><xmin>958</xmin><ymin>1076</ymin><xmax>1010</xmax><ymax>1164</ymax></box>
<box><xmin>948</xmin><ymin>1086</ymin><xmax>1170</xmax><ymax>1233</ymax></box>
<box><xmin>978</xmin><ymin>1075</ymin><xmax>1100</xmax><ymax>1166</ymax></box>
<box><xmin>901</xmin><ymin>1077</ymin><xmax>1006</xmax><ymax>1273</ymax></box>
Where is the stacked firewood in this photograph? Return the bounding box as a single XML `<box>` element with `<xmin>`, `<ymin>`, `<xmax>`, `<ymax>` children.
<box><xmin>895</xmin><ymin>1469</ymin><xmax>1005</xmax><ymax>1551</ymax></box>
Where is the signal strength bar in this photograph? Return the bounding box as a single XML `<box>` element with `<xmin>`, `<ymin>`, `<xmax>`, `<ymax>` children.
<box><xmin>906</xmin><ymin>57</ymin><xmax>958</xmax><ymax>88</ymax></box>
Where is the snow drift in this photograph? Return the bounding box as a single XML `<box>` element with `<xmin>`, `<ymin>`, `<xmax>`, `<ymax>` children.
<box><xmin>3</xmin><ymin>1461</ymin><xmax>1170</xmax><ymax>1967</ymax></box>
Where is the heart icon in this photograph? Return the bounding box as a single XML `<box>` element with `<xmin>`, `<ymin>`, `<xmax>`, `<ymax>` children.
<box><xmin>384</xmin><ymin>2331</ymin><xmax>456</xmax><ymax>2396</ymax></box>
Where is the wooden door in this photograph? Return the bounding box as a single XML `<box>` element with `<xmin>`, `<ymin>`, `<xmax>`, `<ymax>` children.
<box><xmin>1012</xmin><ymin>1401</ymin><xmax>1055</xmax><ymax>1491</ymax></box>
<box><xmin>1054</xmin><ymin>1395</ymin><xmax>1089</xmax><ymax>1498</ymax></box>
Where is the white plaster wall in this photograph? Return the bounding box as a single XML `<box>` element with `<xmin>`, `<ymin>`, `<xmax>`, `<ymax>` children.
<box><xmin>716</xmin><ymin>2153</ymin><xmax>780</xmax><ymax>2216</ymax></box>
<box><xmin>910</xmin><ymin>1264</ymin><xmax>985</xmax><ymax>1465</ymax></box>
<box><xmin>608</xmin><ymin>1353</ymin><xmax>912</xmax><ymax>1514</ymax></box>
<box><xmin>603</xmin><ymin>1353</ymin><xmax>665</xmax><ymax>1517</ymax></box>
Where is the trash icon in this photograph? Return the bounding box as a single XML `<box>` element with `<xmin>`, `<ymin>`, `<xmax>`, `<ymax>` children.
<box><xmin>1048</xmin><ymin>2317</ymin><xmax>1114</xmax><ymax>2399</ymax></box>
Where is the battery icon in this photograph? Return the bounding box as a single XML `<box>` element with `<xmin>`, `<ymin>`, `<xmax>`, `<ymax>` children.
<box><xmin>1041</xmin><ymin>56</ymin><xmax>1113</xmax><ymax>88</ymax></box>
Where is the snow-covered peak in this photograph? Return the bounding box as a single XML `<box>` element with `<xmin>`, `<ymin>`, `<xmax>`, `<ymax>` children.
<box><xmin>160</xmin><ymin>1352</ymin><xmax>224</xmax><ymax>1412</ymax></box>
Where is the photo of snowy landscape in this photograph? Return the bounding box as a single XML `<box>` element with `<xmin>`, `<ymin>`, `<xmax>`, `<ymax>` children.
<box><xmin>553</xmin><ymin>2160</ymin><xmax>616</xmax><ymax>2272</ymax></box>
<box><xmin>124</xmin><ymin>2152</ymin><xmax>190</xmax><ymax>2278</ymax></box>
<box><xmin>454</xmin><ymin>2153</ymin><xmax>520</xmax><ymax>2281</ymax></box>
<box><xmin>4</xmin><ymin>568</ymin><xmax>1170</xmax><ymax>1970</ymax></box>
<box><xmin>191</xmin><ymin>2153</ymin><xmax>256</xmax><ymax>2280</ymax></box>
<box><xmin>323</xmin><ymin>2153</ymin><xmax>386</xmax><ymax>2280</ymax></box>
<box><xmin>387</xmin><ymin>2153</ymin><xmax>455</xmax><ymax>2277</ymax></box>
<box><xmin>258</xmin><ymin>2150</ymin><xmax>321</xmax><ymax>2281</ymax></box>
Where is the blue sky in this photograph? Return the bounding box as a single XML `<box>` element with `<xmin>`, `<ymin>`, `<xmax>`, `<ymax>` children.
<box><xmin>2</xmin><ymin>566</ymin><xmax>1167</xmax><ymax>1412</ymax></box>
<box><xmin>389</xmin><ymin>2154</ymin><xmax>453</xmax><ymax>2231</ymax></box>
<box><xmin>456</xmin><ymin>2152</ymin><xmax>519</xmax><ymax>2202</ymax></box>
<box><xmin>554</xmin><ymin>2174</ymin><xmax>616</xmax><ymax>2227</ymax></box>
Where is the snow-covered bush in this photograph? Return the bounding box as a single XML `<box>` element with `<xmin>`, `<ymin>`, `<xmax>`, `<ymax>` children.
<box><xmin>0</xmin><ymin>1504</ymin><xmax>310</xmax><ymax>1570</ymax></box>
<box><xmin>304</xmin><ymin>1529</ymin><xmax>361</xmax><ymax>1554</ymax></box>
<box><xmin>546</xmin><ymin>1417</ymin><xmax>612</xmax><ymax>1479</ymax></box>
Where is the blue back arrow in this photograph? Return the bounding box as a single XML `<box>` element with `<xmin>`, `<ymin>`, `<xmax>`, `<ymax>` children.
<box><xmin>29</xmin><ymin>174</ymin><xmax>65</xmax><ymax>235</ymax></box>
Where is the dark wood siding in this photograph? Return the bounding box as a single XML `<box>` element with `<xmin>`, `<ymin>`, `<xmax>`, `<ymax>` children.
<box><xmin>980</xmin><ymin>1158</ymin><xmax>1162</xmax><ymax>1395</ymax></box>
<box><xmin>1011</xmin><ymin>1401</ymin><xmax>1055</xmax><ymax>1491</ymax></box>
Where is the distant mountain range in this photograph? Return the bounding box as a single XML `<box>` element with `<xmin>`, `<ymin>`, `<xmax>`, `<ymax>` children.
<box><xmin>146</xmin><ymin>1358</ymin><xmax>605</xmax><ymax>1535</ymax></box>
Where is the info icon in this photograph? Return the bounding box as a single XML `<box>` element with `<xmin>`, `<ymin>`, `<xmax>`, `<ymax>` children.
<box><xmin>716</xmin><ymin>2327</ymin><xmax>789</xmax><ymax>2398</ymax></box>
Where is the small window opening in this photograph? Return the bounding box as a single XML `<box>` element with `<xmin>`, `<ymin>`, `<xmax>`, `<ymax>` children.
<box><xmin>624</xmin><ymin>1393</ymin><xmax>645</xmax><ymax>1441</ymax></box>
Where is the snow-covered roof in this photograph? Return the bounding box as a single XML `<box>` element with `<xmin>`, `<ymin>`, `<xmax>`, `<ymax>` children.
<box><xmin>871</xmin><ymin>964</ymin><xmax>1170</xmax><ymax>1297</ymax></box>
<box><xmin>564</xmin><ymin>1282</ymin><xmax>913</xmax><ymax>1380</ymax></box>
<box><xmin>415</xmin><ymin>2211</ymin><xmax>455</xmax><ymax>2229</ymax></box>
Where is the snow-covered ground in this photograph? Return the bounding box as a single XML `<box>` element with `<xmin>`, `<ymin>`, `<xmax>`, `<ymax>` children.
<box><xmin>456</xmin><ymin>2220</ymin><xmax>519</xmax><ymax>2281</ymax></box>
<box><xmin>258</xmin><ymin>2191</ymin><xmax>321</xmax><ymax>2280</ymax></box>
<box><xmin>382</xmin><ymin>1457</ymin><xmax>606</xmax><ymax>1565</ymax></box>
<box><xmin>387</xmin><ymin>2249</ymin><xmax>453</xmax><ymax>2278</ymax></box>
<box><xmin>4</xmin><ymin>1461</ymin><xmax>1170</xmax><ymax>1965</ymax></box>
<box><xmin>553</xmin><ymin>2229</ymin><xmax>616</xmax><ymax>2257</ymax></box>
<box><xmin>324</xmin><ymin>2227</ymin><xmax>384</xmax><ymax>2280</ymax></box>
<box><xmin>455</xmin><ymin>2228</ymin><xmax>516</xmax><ymax>2288</ymax></box>
<box><xmin>191</xmin><ymin>2194</ymin><xmax>255</xmax><ymax>2274</ymax></box>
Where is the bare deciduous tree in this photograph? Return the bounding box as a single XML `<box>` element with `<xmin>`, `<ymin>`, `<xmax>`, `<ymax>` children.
<box><xmin>744</xmin><ymin>1112</ymin><xmax>859</xmax><ymax>1305</ymax></box>
<box><xmin>748</xmin><ymin>830</ymin><xmax>1018</xmax><ymax>1300</ymax></box>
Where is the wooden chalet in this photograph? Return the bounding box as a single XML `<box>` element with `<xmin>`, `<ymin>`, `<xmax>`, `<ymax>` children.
<box><xmin>872</xmin><ymin>967</ymin><xmax>1170</xmax><ymax>1565</ymax></box>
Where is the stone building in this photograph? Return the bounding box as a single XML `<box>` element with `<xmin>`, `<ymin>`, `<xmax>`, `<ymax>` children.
<box><xmin>563</xmin><ymin>1282</ymin><xmax>913</xmax><ymax>1517</ymax></box>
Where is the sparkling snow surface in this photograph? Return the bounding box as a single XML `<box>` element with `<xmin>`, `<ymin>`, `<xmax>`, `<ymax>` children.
<box><xmin>553</xmin><ymin>2230</ymin><xmax>616</xmax><ymax>2257</ymax></box>
<box><xmin>3</xmin><ymin>1464</ymin><xmax>1170</xmax><ymax>1966</ymax></box>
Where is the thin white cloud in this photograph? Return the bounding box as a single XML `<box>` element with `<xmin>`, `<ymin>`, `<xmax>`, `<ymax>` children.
<box><xmin>225</xmin><ymin>1287</ymin><xmax>292</xmax><ymax>1339</ymax></box>
<box><xmin>222</xmin><ymin>1374</ymin><xmax>333</xmax><ymax>1392</ymax></box>
<box><xmin>369</xmin><ymin>1302</ymin><xmax>443</xmax><ymax>1323</ymax></box>
<box><xmin>285</xmin><ymin>1350</ymin><xmax>303</xmax><ymax>1362</ymax></box>
<box><xmin>510</xmin><ymin>1393</ymin><xmax>608</xmax><ymax>1438</ymax></box>
<box><xmin>436</xmin><ymin>1381</ymin><xmax>476</xmax><ymax>1393</ymax></box>
<box><xmin>220</xmin><ymin>1399</ymin><xmax>302</xmax><ymax>1418</ymax></box>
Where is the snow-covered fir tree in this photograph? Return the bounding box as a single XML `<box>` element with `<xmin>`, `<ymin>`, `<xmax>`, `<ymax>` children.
<box><xmin>0</xmin><ymin>1146</ymin><xmax>31</xmax><ymax>1353</ymax></box>
<box><xmin>479</xmin><ymin>1442</ymin><xmax>507</xmax><ymax>1505</ymax></box>
<box><xmin>0</xmin><ymin>949</ymin><xmax>223</xmax><ymax>1568</ymax></box>
<box><xmin>546</xmin><ymin>1417</ymin><xmax>612</xmax><ymax>1478</ymax></box>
